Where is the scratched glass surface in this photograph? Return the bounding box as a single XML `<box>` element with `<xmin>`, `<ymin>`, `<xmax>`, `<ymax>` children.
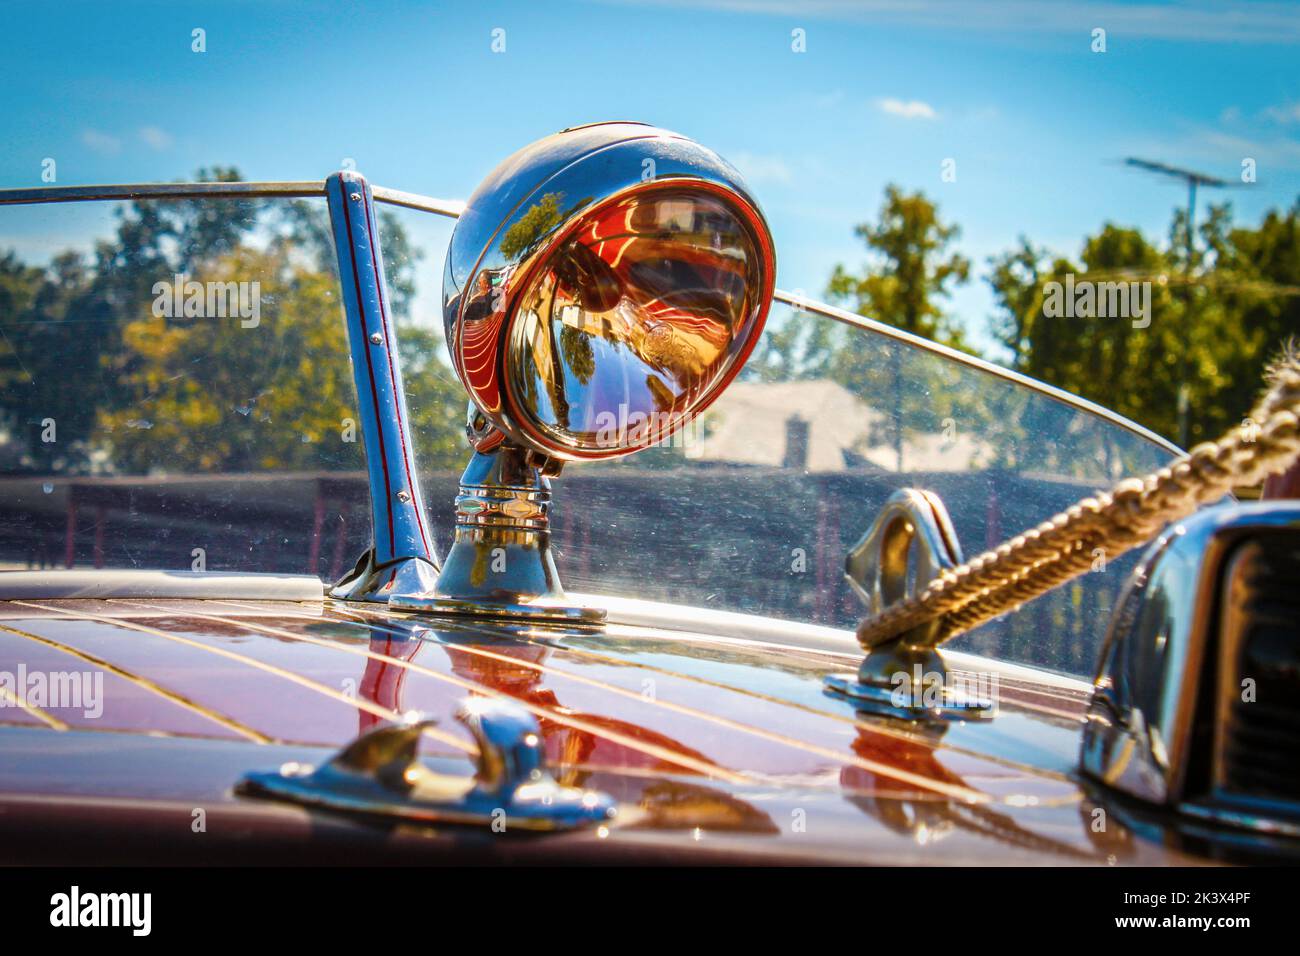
<box><xmin>0</xmin><ymin>198</ymin><xmax>1179</xmax><ymax>677</ymax></box>
<box><xmin>574</xmin><ymin>301</ymin><xmax>1178</xmax><ymax>675</ymax></box>
<box><xmin>0</xmin><ymin>196</ymin><xmax>369</xmax><ymax>579</ymax></box>
<box><xmin>383</xmin><ymin>207</ymin><xmax>1177</xmax><ymax>677</ymax></box>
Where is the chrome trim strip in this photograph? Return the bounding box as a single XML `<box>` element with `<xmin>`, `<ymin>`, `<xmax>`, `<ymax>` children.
<box><xmin>0</xmin><ymin>182</ymin><xmax>326</xmax><ymax>205</ymax></box>
<box><xmin>370</xmin><ymin>185</ymin><xmax>464</xmax><ymax>218</ymax></box>
<box><xmin>0</xmin><ymin>569</ymin><xmax>324</xmax><ymax>602</ymax></box>
<box><xmin>1080</xmin><ymin>503</ymin><xmax>1300</xmax><ymax>809</ymax></box>
<box><xmin>1179</xmin><ymin>800</ymin><xmax>1300</xmax><ymax>841</ymax></box>
<box><xmin>0</xmin><ymin>181</ymin><xmax>1176</xmax><ymax>459</ymax></box>
<box><xmin>324</xmin><ymin>172</ymin><xmax>440</xmax><ymax>600</ymax></box>
<box><xmin>774</xmin><ymin>290</ymin><xmax>1183</xmax><ymax>456</ymax></box>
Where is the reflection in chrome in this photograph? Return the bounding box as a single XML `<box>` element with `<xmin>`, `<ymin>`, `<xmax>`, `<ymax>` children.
<box><xmin>507</xmin><ymin>187</ymin><xmax>767</xmax><ymax>454</ymax></box>
<box><xmin>1082</xmin><ymin>502</ymin><xmax>1300</xmax><ymax>839</ymax></box>
<box><xmin>399</xmin><ymin>123</ymin><xmax>775</xmax><ymax>624</ymax></box>
<box><xmin>239</xmin><ymin>698</ymin><xmax>618</xmax><ymax>832</ymax></box>
<box><xmin>440</xmin><ymin>122</ymin><xmax>774</xmax><ymax>460</ymax></box>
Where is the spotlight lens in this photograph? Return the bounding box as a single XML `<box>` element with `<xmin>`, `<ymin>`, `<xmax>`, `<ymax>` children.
<box><xmin>505</xmin><ymin>187</ymin><xmax>769</xmax><ymax>455</ymax></box>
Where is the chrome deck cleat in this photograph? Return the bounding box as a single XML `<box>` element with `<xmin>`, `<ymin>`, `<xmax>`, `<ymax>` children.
<box><xmin>239</xmin><ymin>698</ymin><xmax>618</xmax><ymax>831</ymax></box>
<box><xmin>825</xmin><ymin>488</ymin><xmax>996</xmax><ymax>723</ymax></box>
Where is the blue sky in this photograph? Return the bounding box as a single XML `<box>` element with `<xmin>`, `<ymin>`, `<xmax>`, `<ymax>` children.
<box><xmin>3</xmin><ymin>0</ymin><xmax>1298</xmax><ymax>355</ymax></box>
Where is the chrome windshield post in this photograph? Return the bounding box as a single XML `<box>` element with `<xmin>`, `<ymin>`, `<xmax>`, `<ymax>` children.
<box><xmin>325</xmin><ymin>171</ymin><xmax>439</xmax><ymax>601</ymax></box>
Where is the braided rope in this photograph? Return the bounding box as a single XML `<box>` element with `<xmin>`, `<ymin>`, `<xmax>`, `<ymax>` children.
<box><xmin>857</xmin><ymin>352</ymin><xmax>1300</xmax><ymax>647</ymax></box>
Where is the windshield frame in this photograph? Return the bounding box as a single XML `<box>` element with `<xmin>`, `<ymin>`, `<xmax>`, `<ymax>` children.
<box><xmin>0</xmin><ymin>179</ymin><xmax>1182</xmax><ymax>665</ymax></box>
<box><xmin>3</xmin><ymin>179</ymin><xmax>1174</xmax><ymax>455</ymax></box>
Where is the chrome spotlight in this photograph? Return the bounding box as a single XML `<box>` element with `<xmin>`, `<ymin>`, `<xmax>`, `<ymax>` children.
<box><xmin>392</xmin><ymin>122</ymin><xmax>775</xmax><ymax>624</ymax></box>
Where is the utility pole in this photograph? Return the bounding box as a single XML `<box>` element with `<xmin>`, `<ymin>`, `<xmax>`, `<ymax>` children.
<box><xmin>1124</xmin><ymin>158</ymin><xmax>1230</xmax><ymax>448</ymax></box>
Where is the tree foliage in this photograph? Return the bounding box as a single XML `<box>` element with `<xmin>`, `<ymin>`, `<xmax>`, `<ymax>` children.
<box><xmin>0</xmin><ymin>170</ymin><xmax>467</xmax><ymax>477</ymax></box>
<box><xmin>750</xmin><ymin>185</ymin><xmax>975</xmax><ymax>411</ymax></box>
<box><xmin>988</xmin><ymin>200</ymin><xmax>1300</xmax><ymax>444</ymax></box>
<box><xmin>827</xmin><ymin>184</ymin><xmax>971</xmax><ymax>347</ymax></box>
<box><xmin>747</xmin><ymin>182</ymin><xmax>1298</xmax><ymax>474</ymax></box>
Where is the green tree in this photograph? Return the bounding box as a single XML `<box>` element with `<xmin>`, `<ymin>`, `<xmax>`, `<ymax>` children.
<box><xmin>0</xmin><ymin>167</ymin><xmax>470</xmax><ymax>477</ymax></box>
<box><xmin>988</xmin><ymin>202</ymin><xmax>1299</xmax><ymax>446</ymax></box>
<box><xmin>499</xmin><ymin>193</ymin><xmax>565</xmax><ymax>260</ymax></box>
<box><xmin>742</xmin><ymin>303</ymin><xmax>837</xmax><ymax>383</ymax></box>
<box><xmin>819</xmin><ymin>186</ymin><xmax>971</xmax><ymax>467</ymax></box>
<box><xmin>1204</xmin><ymin>199</ymin><xmax>1300</xmax><ymax>438</ymax></box>
<box><xmin>398</xmin><ymin>324</ymin><xmax>472</xmax><ymax>473</ymax></box>
<box><xmin>1005</xmin><ymin>233</ymin><xmax>1187</xmax><ymax>437</ymax></box>
<box><xmin>0</xmin><ymin>247</ymin><xmax>122</xmax><ymax>473</ymax></box>
<box><xmin>986</xmin><ymin>237</ymin><xmax>1047</xmax><ymax>369</ymax></box>
<box><xmin>96</xmin><ymin>245</ymin><xmax>363</xmax><ymax>473</ymax></box>
<box><xmin>827</xmin><ymin>184</ymin><xmax>971</xmax><ymax>346</ymax></box>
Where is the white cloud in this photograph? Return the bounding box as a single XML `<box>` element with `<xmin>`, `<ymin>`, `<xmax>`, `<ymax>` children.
<box><xmin>877</xmin><ymin>97</ymin><xmax>938</xmax><ymax>120</ymax></box>
<box><xmin>80</xmin><ymin>129</ymin><xmax>121</xmax><ymax>154</ymax></box>
<box><xmin>139</xmin><ymin>126</ymin><xmax>174</xmax><ymax>150</ymax></box>
<box><xmin>1264</xmin><ymin>103</ymin><xmax>1300</xmax><ymax>125</ymax></box>
<box><xmin>1200</xmin><ymin>128</ymin><xmax>1300</xmax><ymax>166</ymax></box>
<box><xmin>730</xmin><ymin>150</ymin><xmax>793</xmax><ymax>184</ymax></box>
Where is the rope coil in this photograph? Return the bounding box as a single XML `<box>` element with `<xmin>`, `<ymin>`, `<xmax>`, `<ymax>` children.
<box><xmin>857</xmin><ymin>351</ymin><xmax>1300</xmax><ymax>647</ymax></box>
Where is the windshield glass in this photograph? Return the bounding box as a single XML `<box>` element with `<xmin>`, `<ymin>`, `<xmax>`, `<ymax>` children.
<box><xmin>581</xmin><ymin>301</ymin><xmax>1176</xmax><ymax>677</ymax></box>
<box><xmin>1</xmin><ymin>193</ymin><xmax>1178</xmax><ymax>678</ymax></box>
<box><xmin>381</xmin><ymin>205</ymin><xmax>1177</xmax><ymax>678</ymax></box>
<box><xmin>0</xmin><ymin>194</ymin><xmax>373</xmax><ymax>579</ymax></box>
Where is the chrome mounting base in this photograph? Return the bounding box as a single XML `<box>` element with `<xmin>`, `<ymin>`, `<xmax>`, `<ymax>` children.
<box><xmin>390</xmin><ymin>443</ymin><xmax>605</xmax><ymax>626</ymax></box>
<box><xmin>825</xmin><ymin>488</ymin><xmax>995</xmax><ymax>722</ymax></box>
<box><xmin>824</xmin><ymin>641</ymin><xmax>996</xmax><ymax>722</ymax></box>
<box><xmin>330</xmin><ymin>550</ymin><xmax>439</xmax><ymax>603</ymax></box>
